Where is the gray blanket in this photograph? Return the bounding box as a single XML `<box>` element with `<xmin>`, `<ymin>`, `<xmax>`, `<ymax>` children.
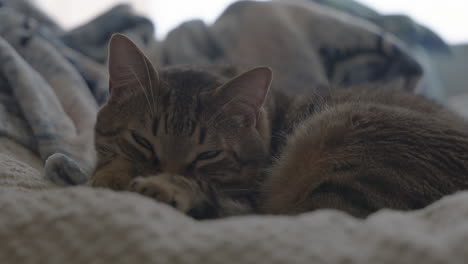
<box><xmin>0</xmin><ymin>0</ymin><xmax>448</xmax><ymax>185</ymax></box>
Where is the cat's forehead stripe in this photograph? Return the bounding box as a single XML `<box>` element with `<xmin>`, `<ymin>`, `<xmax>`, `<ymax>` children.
<box><xmin>199</xmin><ymin>127</ymin><xmax>207</xmax><ymax>145</ymax></box>
<box><xmin>152</xmin><ymin>117</ymin><xmax>159</xmax><ymax>136</ymax></box>
<box><xmin>187</xmin><ymin>120</ymin><xmax>197</xmax><ymax>136</ymax></box>
<box><xmin>164</xmin><ymin>113</ymin><xmax>169</xmax><ymax>134</ymax></box>
<box><xmin>160</xmin><ymin>109</ymin><xmax>199</xmax><ymax>136</ymax></box>
<box><xmin>161</xmin><ymin>90</ymin><xmax>171</xmax><ymax>112</ymax></box>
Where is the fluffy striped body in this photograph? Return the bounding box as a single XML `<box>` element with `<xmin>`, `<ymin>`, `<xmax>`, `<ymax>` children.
<box><xmin>90</xmin><ymin>34</ymin><xmax>468</xmax><ymax>219</ymax></box>
<box><xmin>262</xmin><ymin>88</ymin><xmax>468</xmax><ymax>217</ymax></box>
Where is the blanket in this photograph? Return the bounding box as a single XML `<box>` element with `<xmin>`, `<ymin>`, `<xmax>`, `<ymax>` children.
<box><xmin>294</xmin><ymin>0</ymin><xmax>451</xmax><ymax>101</ymax></box>
<box><xmin>0</xmin><ymin>1</ymin><xmax>465</xmax><ymax>263</ymax></box>
<box><xmin>2</xmin><ymin>154</ymin><xmax>468</xmax><ymax>263</ymax></box>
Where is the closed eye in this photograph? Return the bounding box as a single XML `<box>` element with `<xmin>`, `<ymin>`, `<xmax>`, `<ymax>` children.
<box><xmin>195</xmin><ymin>150</ymin><xmax>222</xmax><ymax>162</ymax></box>
<box><xmin>130</xmin><ymin>130</ymin><xmax>153</xmax><ymax>152</ymax></box>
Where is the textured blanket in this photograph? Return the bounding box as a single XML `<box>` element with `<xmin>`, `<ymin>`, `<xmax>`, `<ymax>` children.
<box><xmin>2</xmin><ymin>149</ymin><xmax>468</xmax><ymax>263</ymax></box>
<box><xmin>0</xmin><ymin>0</ymin><xmax>465</xmax><ymax>263</ymax></box>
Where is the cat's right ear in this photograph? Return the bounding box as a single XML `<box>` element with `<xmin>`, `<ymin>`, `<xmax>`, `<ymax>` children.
<box><xmin>214</xmin><ymin>67</ymin><xmax>272</xmax><ymax>127</ymax></box>
<box><xmin>107</xmin><ymin>34</ymin><xmax>159</xmax><ymax>102</ymax></box>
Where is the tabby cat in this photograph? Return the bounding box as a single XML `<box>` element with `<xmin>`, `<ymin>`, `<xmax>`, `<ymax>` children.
<box><xmin>89</xmin><ymin>34</ymin><xmax>468</xmax><ymax>219</ymax></box>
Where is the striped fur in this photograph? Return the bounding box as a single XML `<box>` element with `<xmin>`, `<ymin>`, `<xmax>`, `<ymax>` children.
<box><xmin>90</xmin><ymin>34</ymin><xmax>468</xmax><ymax>219</ymax></box>
<box><xmin>90</xmin><ymin>35</ymin><xmax>270</xmax><ymax>219</ymax></box>
<box><xmin>261</xmin><ymin>87</ymin><xmax>468</xmax><ymax>217</ymax></box>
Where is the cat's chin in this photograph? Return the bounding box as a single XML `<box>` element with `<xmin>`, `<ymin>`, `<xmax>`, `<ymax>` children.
<box><xmin>187</xmin><ymin>202</ymin><xmax>220</xmax><ymax>220</ymax></box>
<box><xmin>187</xmin><ymin>197</ymin><xmax>254</xmax><ymax>220</ymax></box>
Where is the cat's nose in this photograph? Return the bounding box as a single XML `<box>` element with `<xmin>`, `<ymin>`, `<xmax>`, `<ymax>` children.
<box><xmin>160</xmin><ymin>160</ymin><xmax>184</xmax><ymax>175</ymax></box>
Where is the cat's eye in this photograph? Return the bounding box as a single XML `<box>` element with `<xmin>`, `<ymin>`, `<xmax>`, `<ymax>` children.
<box><xmin>195</xmin><ymin>150</ymin><xmax>222</xmax><ymax>161</ymax></box>
<box><xmin>130</xmin><ymin>131</ymin><xmax>153</xmax><ymax>151</ymax></box>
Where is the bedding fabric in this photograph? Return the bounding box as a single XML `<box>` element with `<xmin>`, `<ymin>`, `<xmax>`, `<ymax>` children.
<box><xmin>2</xmin><ymin>152</ymin><xmax>468</xmax><ymax>264</ymax></box>
<box><xmin>0</xmin><ymin>1</ymin><xmax>466</xmax><ymax>263</ymax></box>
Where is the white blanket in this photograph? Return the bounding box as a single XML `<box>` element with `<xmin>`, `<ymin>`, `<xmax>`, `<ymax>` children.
<box><xmin>1</xmin><ymin>137</ymin><xmax>468</xmax><ymax>264</ymax></box>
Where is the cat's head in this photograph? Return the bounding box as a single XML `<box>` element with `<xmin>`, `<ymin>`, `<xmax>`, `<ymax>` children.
<box><xmin>94</xmin><ymin>34</ymin><xmax>272</xmax><ymax>218</ymax></box>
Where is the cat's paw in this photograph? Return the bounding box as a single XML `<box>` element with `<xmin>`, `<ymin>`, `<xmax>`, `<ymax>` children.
<box><xmin>88</xmin><ymin>174</ymin><xmax>129</xmax><ymax>190</ymax></box>
<box><xmin>128</xmin><ymin>176</ymin><xmax>192</xmax><ymax>212</ymax></box>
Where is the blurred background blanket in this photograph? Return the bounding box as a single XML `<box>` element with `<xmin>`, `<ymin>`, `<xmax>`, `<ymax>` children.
<box><xmin>0</xmin><ymin>0</ymin><xmax>456</xmax><ymax>183</ymax></box>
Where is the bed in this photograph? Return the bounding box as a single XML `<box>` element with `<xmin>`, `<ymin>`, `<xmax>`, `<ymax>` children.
<box><xmin>0</xmin><ymin>1</ymin><xmax>467</xmax><ymax>263</ymax></box>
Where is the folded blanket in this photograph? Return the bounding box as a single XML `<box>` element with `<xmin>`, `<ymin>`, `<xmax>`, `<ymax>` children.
<box><xmin>163</xmin><ymin>1</ymin><xmax>425</xmax><ymax>94</ymax></box>
<box><xmin>297</xmin><ymin>0</ymin><xmax>450</xmax><ymax>101</ymax></box>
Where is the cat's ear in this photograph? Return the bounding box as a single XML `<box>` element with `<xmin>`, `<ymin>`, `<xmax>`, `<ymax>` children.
<box><xmin>215</xmin><ymin>67</ymin><xmax>272</xmax><ymax>127</ymax></box>
<box><xmin>107</xmin><ymin>33</ymin><xmax>159</xmax><ymax>101</ymax></box>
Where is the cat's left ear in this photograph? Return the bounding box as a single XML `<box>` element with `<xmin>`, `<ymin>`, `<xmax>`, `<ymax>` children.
<box><xmin>107</xmin><ymin>33</ymin><xmax>159</xmax><ymax>102</ymax></box>
<box><xmin>215</xmin><ymin>67</ymin><xmax>272</xmax><ymax>127</ymax></box>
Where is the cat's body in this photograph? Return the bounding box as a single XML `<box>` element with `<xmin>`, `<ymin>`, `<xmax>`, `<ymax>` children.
<box><xmin>263</xmin><ymin>88</ymin><xmax>468</xmax><ymax>217</ymax></box>
<box><xmin>90</xmin><ymin>34</ymin><xmax>468</xmax><ymax>219</ymax></box>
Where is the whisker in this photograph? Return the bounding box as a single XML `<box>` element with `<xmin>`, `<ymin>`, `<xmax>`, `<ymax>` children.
<box><xmin>206</xmin><ymin>93</ymin><xmax>244</xmax><ymax>128</ymax></box>
<box><xmin>127</xmin><ymin>65</ymin><xmax>154</xmax><ymax>117</ymax></box>
<box><xmin>142</xmin><ymin>56</ymin><xmax>157</xmax><ymax>117</ymax></box>
<box><xmin>221</xmin><ymin>188</ymin><xmax>252</xmax><ymax>193</ymax></box>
